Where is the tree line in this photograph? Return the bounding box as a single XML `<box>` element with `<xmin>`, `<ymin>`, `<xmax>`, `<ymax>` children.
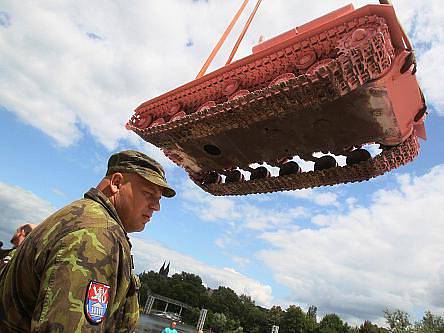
<box><xmin>138</xmin><ymin>270</ymin><xmax>444</xmax><ymax>333</ymax></box>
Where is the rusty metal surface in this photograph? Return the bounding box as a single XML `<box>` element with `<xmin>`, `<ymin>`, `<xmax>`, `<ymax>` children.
<box><xmin>196</xmin><ymin>134</ymin><xmax>419</xmax><ymax>196</ymax></box>
<box><xmin>160</xmin><ymin>84</ymin><xmax>396</xmax><ymax>173</ymax></box>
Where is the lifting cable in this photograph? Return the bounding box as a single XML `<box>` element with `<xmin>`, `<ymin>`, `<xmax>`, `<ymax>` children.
<box><xmin>196</xmin><ymin>0</ymin><xmax>263</xmax><ymax>79</ymax></box>
<box><xmin>197</xmin><ymin>0</ymin><xmax>411</xmax><ymax>79</ymax></box>
<box><xmin>226</xmin><ymin>0</ymin><xmax>263</xmax><ymax>65</ymax></box>
<box><xmin>196</xmin><ymin>0</ymin><xmax>250</xmax><ymax>79</ymax></box>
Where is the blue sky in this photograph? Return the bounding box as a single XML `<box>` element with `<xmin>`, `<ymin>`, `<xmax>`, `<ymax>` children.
<box><xmin>1</xmin><ymin>0</ymin><xmax>444</xmax><ymax>325</ymax></box>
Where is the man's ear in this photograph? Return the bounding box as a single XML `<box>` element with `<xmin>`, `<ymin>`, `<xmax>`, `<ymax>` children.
<box><xmin>109</xmin><ymin>173</ymin><xmax>124</xmax><ymax>194</ymax></box>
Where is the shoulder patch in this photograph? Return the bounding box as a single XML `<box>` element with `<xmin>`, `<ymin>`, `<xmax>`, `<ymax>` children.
<box><xmin>84</xmin><ymin>280</ymin><xmax>110</xmax><ymax>324</ymax></box>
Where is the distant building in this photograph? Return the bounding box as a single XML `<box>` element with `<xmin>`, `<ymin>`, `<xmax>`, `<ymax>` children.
<box><xmin>159</xmin><ymin>261</ymin><xmax>170</xmax><ymax>277</ymax></box>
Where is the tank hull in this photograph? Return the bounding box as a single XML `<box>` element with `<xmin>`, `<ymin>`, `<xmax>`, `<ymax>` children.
<box><xmin>127</xmin><ymin>4</ymin><xmax>426</xmax><ymax>196</ymax></box>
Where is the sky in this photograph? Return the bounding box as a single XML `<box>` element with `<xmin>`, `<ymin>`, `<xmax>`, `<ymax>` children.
<box><xmin>1</xmin><ymin>0</ymin><xmax>444</xmax><ymax>326</ymax></box>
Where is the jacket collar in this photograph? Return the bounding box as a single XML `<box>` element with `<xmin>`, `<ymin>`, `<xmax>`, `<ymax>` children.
<box><xmin>84</xmin><ymin>188</ymin><xmax>131</xmax><ymax>246</ymax></box>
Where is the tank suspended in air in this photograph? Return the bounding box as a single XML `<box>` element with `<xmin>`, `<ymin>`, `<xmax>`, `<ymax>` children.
<box><xmin>127</xmin><ymin>1</ymin><xmax>427</xmax><ymax>196</ymax></box>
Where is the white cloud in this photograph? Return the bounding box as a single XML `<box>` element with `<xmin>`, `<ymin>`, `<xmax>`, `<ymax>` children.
<box><xmin>131</xmin><ymin>236</ymin><xmax>273</xmax><ymax>307</ymax></box>
<box><xmin>392</xmin><ymin>0</ymin><xmax>444</xmax><ymax>114</ymax></box>
<box><xmin>214</xmin><ymin>236</ymin><xmax>230</xmax><ymax>249</ymax></box>
<box><xmin>214</xmin><ymin>232</ymin><xmax>241</xmax><ymax>250</ymax></box>
<box><xmin>181</xmin><ymin>180</ymin><xmax>241</xmax><ymax>223</ymax></box>
<box><xmin>428</xmin><ymin>266</ymin><xmax>444</xmax><ymax>311</ymax></box>
<box><xmin>242</xmin><ymin>204</ymin><xmax>307</xmax><ymax>230</ymax></box>
<box><xmin>0</xmin><ymin>182</ymin><xmax>54</xmax><ymax>245</ymax></box>
<box><xmin>285</xmin><ymin>188</ymin><xmax>340</xmax><ymax>207</ymax></box>
<box><xmin>231</xmin><ymin>256</ymin><xmax>252</xmax><ymax>268</ymax></box>
<box><xmin>51</xmin><ymin>187</ymin><xmax>67</xmax><ymax>198</ymax></box>
<box><xmin>180</xmin><ymin>179</ymin><xmax>308</xmax><ymax>231</ymax></box>
<box><xmin>258</xmin><ymin>165</ymin><xmax>444</xmax><ymax>322</ymax></box>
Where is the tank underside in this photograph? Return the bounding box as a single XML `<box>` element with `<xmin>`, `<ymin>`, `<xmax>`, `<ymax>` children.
<box><xmin>198</xmin><ymin>134</ymin><xmax>419</xmax><ymax>196</ymax></box>
<box><xmin>127</xmin><ymin>7</ymin><xmax>426</xmax><ymax>196</ymax></box>
<box><xmin>133</xmin><ymin>68</ymin><xmax>421</xmax><ymax>195</ymax></box>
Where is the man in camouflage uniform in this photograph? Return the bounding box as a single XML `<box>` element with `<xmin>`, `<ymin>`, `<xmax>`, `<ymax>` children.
<box><xmin>1</xmin><ymin>224</ymin><xmax>37</xmax><ymax>269</ymax></box>
<box><xmin>0</xmin><ymin>150</ymin><xmax>175</xmax><ymax>332</ymax></box>
<box><xmin>10</xmin><ymin>223</ymin><xmax>37</xmax><ymax>248</ymax></box>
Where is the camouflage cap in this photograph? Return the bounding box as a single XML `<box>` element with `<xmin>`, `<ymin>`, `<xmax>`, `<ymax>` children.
<box><xmin>107</xmin><ymin>150</ymin><xmax>175</xmax><ymax>198</ymax></box>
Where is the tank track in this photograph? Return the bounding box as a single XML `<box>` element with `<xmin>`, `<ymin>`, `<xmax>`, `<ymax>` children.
<box><xmin>132</xmin><ymin>22</ymin><xmax>393</xmax><ymax>148</ymax></box>
<box><xmin>128</xmin><ymin>15</ymin><xmax>393</xmax><ymax>141</ymax></box>
<box><xmin>194</xmin><ymin>134</ymin><xmax>419</xmax><ymax>196</ymax></box>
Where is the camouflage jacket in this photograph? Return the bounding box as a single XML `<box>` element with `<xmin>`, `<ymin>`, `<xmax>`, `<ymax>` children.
<box><xmin>0</xmin><ymin>188</ymin><xmax>139</xmax><ymax>332</ymax></box>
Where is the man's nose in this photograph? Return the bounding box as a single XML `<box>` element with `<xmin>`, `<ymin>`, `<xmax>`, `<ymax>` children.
<box><xmin>149</xmin><ymin>200</ymin><xmax>160</xmax><ymax>212</ymax></box>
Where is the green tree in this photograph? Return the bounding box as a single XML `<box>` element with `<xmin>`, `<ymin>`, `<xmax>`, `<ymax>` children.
<box><xmin>384</xmin><ymin>309</ymin><xmax>412</xmax><ymax>333</ymax></box>
<box><xmin>318</xmin><ymin>313</ymin><xmax>349</xmax><ymax>333</ymax></box>
<box><xmin>182</xmin><ymin>307</ymin><xmax>201</xmax><ymax>327</ymax></box>
<box><xmin>305</xmin><ymin>306</ymin><xmax>318</xmax><ymax>333</ymax></box>
<box><xmin>266</xmin><ymin>305</ymin><xmax>285</xmax><ymax>329</ymax></box>
<box><xmin>307</xmin><ymin>306</ymin><xmax>317</xmax><ymax>323</ymax></box>
<box><xmin>227</xmin><ymin>327</ymin><xmax>244</xmax><ymax>333</ymax></box>
<box><xmin>414</xmin><ymin>311</ymin><xmax>444</xmax><ymax>333</ymax></box>
<box><xmin>359</xmin><ymin>320</ymin><xmax>388</xmax><ymax>333</ymax></box>
<box><xmin>226</xmin><ymin>317</ymin><xmax>242</xmax><ymax>333</ymax></box>
<box><xmin>138</xmin><ymin>270</ymin><xmax>169</xmax><ymax>307</ymax></box>
<box><xmin>211</xmin><ymin>312</ymin><xmax>228</xmax><ymax>333</ymax></box>
<box><xmin>239</xmin><ymin>296</ymin><xmax>266</xmax><ymax>333</ymax></box>
<box><xmin>280</xmin><ymin>305</ymin><xmax>307</xmax><ymax>333</ymax></box>
<box><xmin>210</xmin><ymin>286</ymin><xmax>243</xmax><ymax>320</ymax></box>
<box><xmin>169</xmin><ymin>272</ymin><xmax>208</xmax><ymax>307</ymax></box>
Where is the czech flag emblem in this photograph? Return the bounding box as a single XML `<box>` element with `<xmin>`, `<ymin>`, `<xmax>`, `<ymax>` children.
<box><xmin>84</xmin><ymin>280</ymin><xmax>110</xmax><ymax>324</ymax></box>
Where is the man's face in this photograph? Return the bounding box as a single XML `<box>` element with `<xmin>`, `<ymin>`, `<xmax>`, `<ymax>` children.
<box><xmin>115</xmin><ymin>173</ymin><xmax>162</xmax><ymax>233</ymax></box>
<box><xmin>171</xmin><ymin>322</ymin><xmax>176</xmax><ymax>329</ymax></box>
<box><xmin>10</xmin><ymin>227</ymin><xmax>25</xmax><ymax>247</ymax></box>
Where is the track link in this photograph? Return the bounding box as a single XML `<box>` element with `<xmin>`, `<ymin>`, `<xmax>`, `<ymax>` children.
<box><xmin>195</xmin><ymin>135</ymin><xmax>419</xmax><ymax>196</ymax></box>
<box><xmin>133</xmin><ymin>24</ymin><xmax>393</xmax><ymax>148</ymax></box>
<box><xmin>128</xmin><ymin>15</ymin><xmax>393</xmax><ymax>142</ymax></box>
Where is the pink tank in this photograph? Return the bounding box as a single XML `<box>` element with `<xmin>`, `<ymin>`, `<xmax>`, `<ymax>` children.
<box><xmin>127</xmin><ymin>2</ymin><xmax>427</xmax><ymax>196</ymax></box>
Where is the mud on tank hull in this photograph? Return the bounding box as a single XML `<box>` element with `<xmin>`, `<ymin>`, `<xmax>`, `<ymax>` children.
<box><xmin>127</xmin><ymin>3</ymin><xmax>426</xmax><ymax>196</ymax></box>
